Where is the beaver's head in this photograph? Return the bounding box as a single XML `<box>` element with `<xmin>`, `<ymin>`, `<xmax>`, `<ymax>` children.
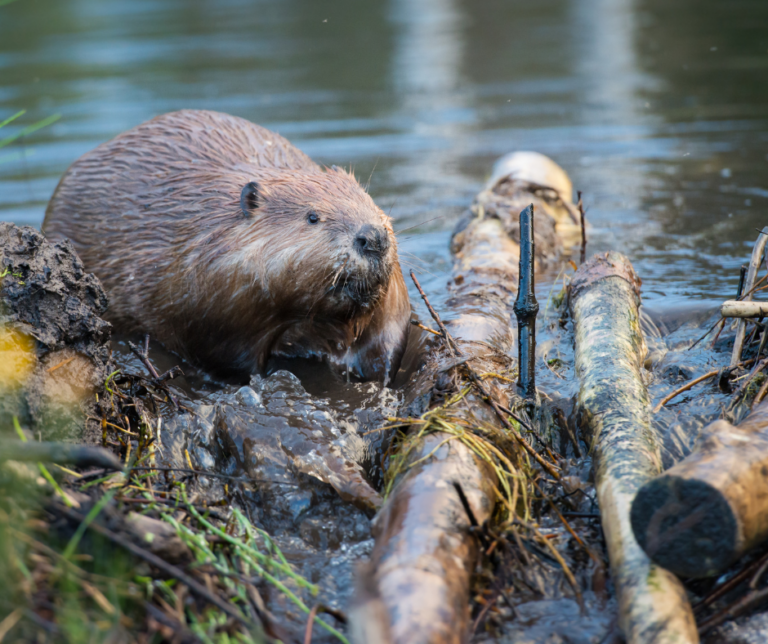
<box><xmin>227</xmin><ymin>165</ymin><xmax>399</xmax><ymax>320</ymax></box>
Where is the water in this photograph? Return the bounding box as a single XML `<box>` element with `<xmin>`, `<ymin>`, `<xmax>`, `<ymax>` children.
<box><xmin>2</xmin><ymin>0</ymin><xmax>767</xmax><ymax>316</ymax></box>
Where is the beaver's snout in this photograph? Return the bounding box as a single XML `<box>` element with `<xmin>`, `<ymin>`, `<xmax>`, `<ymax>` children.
<box><xmin>354</xmin><ymin>224</ymin><xmax>390</xmax><ymax>259</ymax></box>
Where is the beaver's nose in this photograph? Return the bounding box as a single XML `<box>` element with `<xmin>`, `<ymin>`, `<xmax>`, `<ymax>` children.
<box><xmin>354</xmin><ymin>224</ymin><xmax>390</xmax><ymax>258</ymax></box>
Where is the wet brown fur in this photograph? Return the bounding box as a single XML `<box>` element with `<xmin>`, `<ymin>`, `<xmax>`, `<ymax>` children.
<box><xmin>43</xmin><ymin>110</ymin><xmax>410</xmax><ymax>381</ymax></box>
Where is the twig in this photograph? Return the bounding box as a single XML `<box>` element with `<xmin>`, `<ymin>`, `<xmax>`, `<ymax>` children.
<box><xmin>128</xmin><ymin>336</ymin><xmax>181</xmax><ymax>410</ymax></box>
<box><xmin>729</xmin><ymin>354</ymin><xmax>768</xmax><ymax>408</ymax></box>
<box><xmin>452</xmin><ymin>481</ymin><xmax>480</xmax><ymax>529</ymax></box>
<box><xmin>731</xmin><ymin>227</ymin><xmax>768</xmax><ymax>366</ymax></box>
<box><xmin>578</xmin><ymin>191</ymin><xmax>586</xmax><ymax>264</ymax></box>
<box><xmin>688</xmin><ymin>318</ymin><xmax>724</xmax><ymax>351</ymax></box>
<box><xmin>652</xmin><ymin>370</ymin><xmax>720</xmax><ymax>413</ymax></box>
<box><xmin>753</xmin><ymin>377</ymin><xmax>768</xmax><ymax>409</ymax></box>
<box><xmin>128</xmin><ymin>465</ymin><xmax>300</xmax><ymax>487</ymax></box>
<box><xmin>410</xmin><ymin>271</ymin><xmax>458</xmax><ymax>356</ymax></box>
<box><xmin>513</xmin><ymin>204</ymin><xmax>539</xmax><ymax>399</ymax></box>
<box><xmin>410</xmin><ymin>319</ymin><xmax>441</xmax><ymax>336</ymax></box>
<box><xmin>694</xmin><ymin>547</ymin><xmax>768</xmax><ymax>615</ymax></box>
<box><xmin>410</xmin><ymin>271</ymin><xmax>561</xmax><ymax>480</ymax></box>
<box><xmin>698</xmin><ymin>585</ymin><xmax>768</xmax><ymax>635</ymax></box>
<box><xmin>304</xmin><ymin>605</ymin><xmax>320</xmax><ymax>644</ymax></box>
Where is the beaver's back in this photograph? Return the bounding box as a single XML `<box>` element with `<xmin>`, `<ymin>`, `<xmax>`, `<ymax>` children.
<box><xmin>43</xmin><ymin>110</ymin><xmax>319</xmax><ymax>333</ymax></box>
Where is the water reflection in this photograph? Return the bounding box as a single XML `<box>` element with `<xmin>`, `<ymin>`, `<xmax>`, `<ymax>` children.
<box><xmin>0</xmin><ymin>0</ymin><xmax>767</xmax><ymax>312</ymax></box>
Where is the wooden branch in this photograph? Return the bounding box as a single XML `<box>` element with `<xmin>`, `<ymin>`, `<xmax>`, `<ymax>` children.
<box><xmin>0</xmin><ymin>441</ymin><xmax>123</xmax><ymax>471</ymax></box>
<box><xmin>721</xmin><ymin>300</ymin><xmax>768</xmax><ymax>318</ymax></box>
<box><xmin>631</xmin><ymin>401</ymin><xmax>768</xmax><ymax>579</ymax></box>
<box><xmin>569</xmin><ymin>252</ymin><xmax>698</xmax><ymax>644</ymax></box>
<box><xmin>513</xmin><ymin>204</ymin><xmax>538</xmax><ymax>399</ymax></box>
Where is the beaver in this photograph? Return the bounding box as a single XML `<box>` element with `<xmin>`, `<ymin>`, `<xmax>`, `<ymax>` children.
<box><xmin>43</xmin><ymin>110</ymin><xmax>411</xmax><ymax>383</ymax></box>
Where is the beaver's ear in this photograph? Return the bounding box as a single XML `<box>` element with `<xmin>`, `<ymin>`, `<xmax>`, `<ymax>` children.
<box><xmin>240</xmin><ymin>182</ymin><xmax>260</xmax><ymax>217</ymax></box>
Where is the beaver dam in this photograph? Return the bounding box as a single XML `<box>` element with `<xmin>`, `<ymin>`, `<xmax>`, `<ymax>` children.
<box><xmin>3</xmin><ymin>142</ymin><xmax>768</xmax><ymax>644</ymax></box>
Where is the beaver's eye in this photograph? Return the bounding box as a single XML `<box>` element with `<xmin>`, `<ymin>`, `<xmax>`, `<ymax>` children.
<box><xmin>307</xmin><ymin>212</ymin><xmax>319</xmax><ymax>225</ymax></box>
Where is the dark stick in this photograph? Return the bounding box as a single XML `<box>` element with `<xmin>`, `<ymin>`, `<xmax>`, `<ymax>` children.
<box><xmin>513</xmin><ymin>204</ymin><xmax>539</xmax><ymax>400</ymax></box>
<box><xmin>578</xmin><ymin>191</ymin><xmax>587</xmax><ymax>264</ymax></box>
<box><xmin>128</xmin><ymin>337</ymin><xmax>180</xmax><ymax>410</ymax></box>
<box><xmin>737</xmin><ymin>264</ymin><xmax>748</xmax><ymax>299</ymax></box>
<box><xmin>0</xmin><ymin>441</ymin><xmax>124</xmax><ymax>471</ymax></box>
<box><xmin>693</xmin><ymin>547</ymin><xmax>768</xmax><ymax>614</ymax></box>
<box><xmin>54</xmin><ymin>505</ymin><xmax>255</xmax><ymax>630</ymax></box>
<box><xmin>409</xmin><ymin>271</ymin><xmax>560</xmax><ymax>480</ymax></box>
<box><xmin>128</xmin><ymin>465</ymin><xmax>300</xmax><ymax>486</ymax></box>
<box><xmin>409</xmin><ymin>270</ymin><xmax>458</xmax><ymax>357</ymax></box>
<box><xmin>452</xmin><ymin>481</ymin><xmax>480</xmax><ymax>529</ymax></box>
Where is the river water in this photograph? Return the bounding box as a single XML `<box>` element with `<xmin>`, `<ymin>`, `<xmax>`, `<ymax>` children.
<box><xmin>2</xmin><ymin>0</ymin><xmax>768</xmax><ymax>641</ymax></box>
<box><xmin>1</xmin><ymin>0</ymin><xmax>768</xmax><ymax>316</ymax></box>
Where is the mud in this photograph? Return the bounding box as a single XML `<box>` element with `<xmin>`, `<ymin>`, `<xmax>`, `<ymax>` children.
<box><xmin>0</xmin><ymin>222</ymin><xmax>111</xmax><ymax>441</ymax></box>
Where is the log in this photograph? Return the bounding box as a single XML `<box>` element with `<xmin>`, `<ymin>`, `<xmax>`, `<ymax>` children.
<box><xmin>369</xmin><ymin>216</ymin><xmax>515</xmax><ymax>644</ymax></box>
<box><xmin>631</xmin><ymin>401</ymin><xmax>768</xmax><ymax>579</ymax></box>
<box><xmin>569</xmin><ymin>252</ymin><xmax>699</xmax><ymax>644</ymax></box>
<box><xmin>363</xmin><ymin>154</ymin><xmax>576</xmax><ymax>644</ymax></box>
<box><xmin>721</xmin><ymin>300</ymin><xmax>768</xmax><ymax>319</ymax></box>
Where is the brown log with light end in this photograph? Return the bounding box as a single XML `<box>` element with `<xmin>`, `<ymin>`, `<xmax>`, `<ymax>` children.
<box><xmin>570</xmin><ymin>252</ymin><xmax>699</xmax><ymax>644</ymax></box>
<box><xmin>363</xmin><ymin>153</ymin><xmax>578</xmax><ymax>644</ymax></box>
<box><xmin>631</xmin><ymin>401</ymin><xmax>768</xmax><ymax>579</ymax></box>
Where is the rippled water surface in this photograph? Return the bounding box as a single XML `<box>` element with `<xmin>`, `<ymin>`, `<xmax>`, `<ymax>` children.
<box><xmin>1</xmin><ymin>0</ymin><xmax>767</xmax><ymax>315</ymax></box>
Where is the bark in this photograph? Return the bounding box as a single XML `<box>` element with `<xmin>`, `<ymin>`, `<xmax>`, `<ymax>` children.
<box><xmin>369</xmin><ymin>214</ymin><xmax>517</xmax><ymax>644</ymax></box>
<box><xmin>365</xmin><ymin>161</ymin><xmax>575</xmax><ymax>643</ymax></box>
<box><xmin>721</xmin><ymin>300</ymin><xmax>768</xmax><ymax>318</ymax></box>
<box><xmin>569</xmin><ymin>252</ymin><xmax>699</xmax><ymax>644</ymax></box>
<box><xmin>358</xmin><ymin>152</ymin><xmax>586</xmax><ymax>644</ymax></box>
<box><xmin>631</xmin><ymin>401</ymin><xmax>768</xmax><ymax>579</ymax></box>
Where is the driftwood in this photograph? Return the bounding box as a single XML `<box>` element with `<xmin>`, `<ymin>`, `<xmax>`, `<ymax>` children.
<box><xmin>569</xmin><ymin>252</ymin><xmax>699</xmax><ymax>644</ymax></box>
<box><xmin>362</xmin><ymin>154</ymin><xmax>576</xmax><ymax>644</ymax></box>
<box><xmin>721</xmin><ymin>300</ymin><xmax>768</xmax><ymax>318</ymax></box>
<box><xmin>631</xmin><ymin>401</ymin><xmax>768</xmax><ymax>579</ymax></box>
<box><xmin>731</xmin><ymin>227</ymin><xmax>768</xmax><ymax>366</ymax></box>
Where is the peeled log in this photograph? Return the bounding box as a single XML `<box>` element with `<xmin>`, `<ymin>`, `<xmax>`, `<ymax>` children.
<box><xmin>369</xmin><ymin>215</ymin><xmax>515</xmax><ymax>644</ymax></box>
<box><xmin>364</xmin><ymin>154</ymin><xmax>578</xmax><ymax>644</ymax></box>
<box><xmin>570</xmin><ymin>252</ymin><xmax>698</xmax><ymax>644</ymax></box>
<box><xmin>721</xmin><ymin>300</ymin><xmax>768</xmax><ymax>318</ymax></box>
<box><xmin>631</xmin><ymin>401</ymin><xmax>768</xmax><ymax>579</ymax></box>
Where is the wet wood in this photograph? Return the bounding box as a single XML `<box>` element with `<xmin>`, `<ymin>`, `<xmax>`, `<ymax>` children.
<box><xmin>631</xmin><ymin>401</ymin><xmax>768</xmax><ymax>579</ymax></box>
<box><xmin>569</xmin><ymin>252</ymin><xmax>699</xmax><ymax>644</ymax></box>
<box><xmin>721</xmin><ymin>300</ymin><xmax>768</xmax><ymax>318</ymax></box>
<box><xmin>513</xmin><ymin>204</ymin><xmax>538</xmax><ymax>399</ymax></box>
<box><xmin>369</xmin><ymin>216</ymin><xmax>514</xmax><ymax>644</ymax></box>
<box><xmin>365</xmin><ymin>157</ymin><xmax>575</xmax><ymax>644</ymax></box>
<box><xmin>730</xmin><ymin>226</ymin><xmax>768</xmax><ymax>366</ymax></box>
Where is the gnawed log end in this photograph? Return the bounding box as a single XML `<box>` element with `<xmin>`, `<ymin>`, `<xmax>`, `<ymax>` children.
<box><xmin>630</xmin><ymin>475</ymin><xmax>738</xmax><ymax>578</ymax></box>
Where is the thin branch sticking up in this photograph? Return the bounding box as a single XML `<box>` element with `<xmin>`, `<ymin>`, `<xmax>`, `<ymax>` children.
<box><xmin>578</xmin><ymin>191</ymin><xmax>587</xmax><ymax>264</ymax></box>
<box><xmin>409</xmin><ymin>270</ymin><xmax>560</xmax><ymax>480</ymax></box>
